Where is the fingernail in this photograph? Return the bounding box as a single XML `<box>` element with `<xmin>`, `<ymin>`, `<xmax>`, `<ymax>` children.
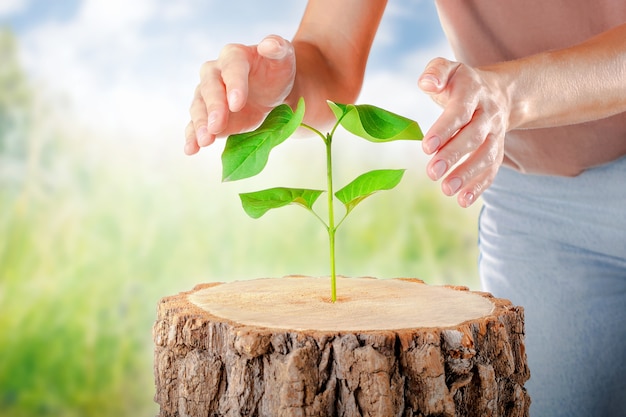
<box><xmin>431</xmin><ymin>160</ymin><xmax>447</xmax><ymax>180</ymax></box>
<box><xmin>262</xmin><ymin>38</ymin><xmax>284</xmax><ymax>58</ymax></box>
<box><xmin>419</xmin><ymin>74</ymin><xmax>441</xmax><ymax>89</ymax></box>
<box><xmin>207</xmin><ymin>111</ymin><xmax>218</xmax><ymax>127</ymax></box>
<box><xmin>184</xmin><ymin>141</ymin><xmax>198</xmax><ymax>155</ymax></box>
<box><xmin>463</xmin><ymin>192</ymin><xmax>475</xmax><ymax>207</ymax></box>
<box><xmin>228</xmin><ymin>90</ymin><xmax>242</xmax><ymax>110</ymax></box>
<box><xmin>446</xmin><ymin>177</ymin><xmax>462</xmax><ymax>195</ymax></box>
<box><xmin>424</xmin><ymin>136</ymin><xmax>440</xmax><ymax>154</ymax></box>
<box><xmin>196</xmin><ymin>126</ymin><xmax>211</xmax><ymax>146</ymax></box>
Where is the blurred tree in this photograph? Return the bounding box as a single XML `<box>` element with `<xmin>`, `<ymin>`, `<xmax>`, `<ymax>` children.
<box><xmin>0</xmin><ymin>28</ymin><xmax>32</xmax><ymax>161</ymax></box>
<box><xmin>0</xmin><ymin>28</ymin><xmax>73</xmax><ymax>199</ymax></box>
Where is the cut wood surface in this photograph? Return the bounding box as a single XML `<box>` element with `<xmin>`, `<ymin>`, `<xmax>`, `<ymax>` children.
<box><xmin>153</xmin><ymin>276</ymin><xmax>530</xmax><ymax>417</ymax></box>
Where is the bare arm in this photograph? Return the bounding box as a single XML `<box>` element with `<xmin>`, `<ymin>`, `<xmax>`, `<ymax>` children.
<box><xmin>504</xmin><ymin>22</ymin><xmax>626</xmax><ymax>129</ymax></box>
<box><xmin>285</xmin><ymin>0</ymin><xmax>386</xmax><ymax>128</ymax></box>
<box><xmin>418</xmin><ymin>22</ymin><xmax>626</xmax><ymax>207</ymax></box>
<box><xmin>185</xmin><ymin>0</ymin><xmax>386</xmax><ymax>155</ymax></box>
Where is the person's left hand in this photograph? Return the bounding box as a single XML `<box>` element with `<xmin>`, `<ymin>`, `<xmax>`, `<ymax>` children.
<box><xmin>418</xmin><ymin>57</ymin><xmax>510</xmax><ymax>207</ymax></box>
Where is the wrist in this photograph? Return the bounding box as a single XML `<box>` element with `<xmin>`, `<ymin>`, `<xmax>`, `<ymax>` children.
<box><xmin>481</xmin><ymin>61</ymin><xmax>528</xmax><ymax>132</ymax></box>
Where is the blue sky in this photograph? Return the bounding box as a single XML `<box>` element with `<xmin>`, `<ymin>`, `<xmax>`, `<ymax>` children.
<box><xmin>0</xmin><ymin>0</ymin><xmax>453</xmax><ymax>156</ymax></box>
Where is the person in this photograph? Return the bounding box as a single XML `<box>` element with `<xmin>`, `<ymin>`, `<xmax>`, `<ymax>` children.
<box><xmin>184</xmin><ymin>1</ymin><xmax>626</xmax><ymax>415</ymax></box>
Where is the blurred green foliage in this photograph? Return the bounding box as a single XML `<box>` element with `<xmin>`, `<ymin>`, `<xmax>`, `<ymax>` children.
<box><xmin>0</xmin><ymin>29</ymin><xmax>32</xmax><ymax>158</ymax></box>
<box><xmin>0</xmin><ymin>29</ymin><xmax>480</xmax><ymax>417</ymax></box>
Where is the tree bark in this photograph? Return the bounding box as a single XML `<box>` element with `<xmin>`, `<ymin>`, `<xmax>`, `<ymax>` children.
<box><xmin>153</xmin><ymin>276</ymin><xmax>530</xmax><ymax>417</ymax></box>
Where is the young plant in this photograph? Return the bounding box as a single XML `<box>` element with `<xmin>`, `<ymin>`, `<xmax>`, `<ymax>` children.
<box><xmin>221</xmin><ymin>98</ymin><xmax>423</xmax><ymax>302</ymax></box>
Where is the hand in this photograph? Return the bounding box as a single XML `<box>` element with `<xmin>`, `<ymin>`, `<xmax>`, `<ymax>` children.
<box><xmin>418</xmin><ymin>57</ymin><xmax>509</xmax><ymax>207</ymax></box>
<box><xmin>185</xmin><ymin>35</ymin><xmax>296</xmax><ymax>155</ymax></box>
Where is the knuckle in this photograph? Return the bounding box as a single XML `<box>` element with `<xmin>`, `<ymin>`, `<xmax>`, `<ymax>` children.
<box><xmin>184</xmin><ymin>123</ymin><xmax>196</xmax><ymax>140</ymax></box>
<box><xmin>426</xmin><ymin>56</ymin><xmax>449</xmax><ymax>70</ymax></box>
<box><xmin>457</xmin><ymin>105</ymin><xmax>475</xmax><ymax>126</ymax></box>
<box><xmin>447</xmin><ymin>149</ymin><xmax>464</xmax><ymax>166</ymax></box>
<box><xmin>219</xmin><ymin>42</ymin><xmax>242</xmax><ymax>57</ymax></box>
<box><xmin>483</xmin><ymin>170</ymin><xmax>497</xmax><ymax>190</ymax></box>
<box><xmin>472</xmin><ymin>170</ymin><xmax>495</xmax><ymax>196</ymax></box>
<box><xmin>468</xmin><ymin>130</ymin><xmax>486</xmax><ymax>149</ymax></box>
<box><xmin>200</xmin><ymin>44</ymin><xmax>248</xmax><ymax>77</ymax></box>
<box><xmin>218</xmin><ymin>43</ymin><xmax>249</xmax><ymax>66</ymax></box>
<box><xmin>485</xmin><ymin>133</ymin><xmax>505</xmax><ymax>163</ymax></box>
<box><xmin>481</xmin><ymin>162</ymin><xmax>500</xmax><ymax>188</ymax></box>
<box><xmin>463</xmin><ymin>164</ymin><xmax>477</xmax><ymax>181</ymax></box>
<box><xmin>472</xmin><ymin>180</ymin><xmax>484</xmax><ymax>195</ymax></box>
<box><xmin>443</xmin><ymin>107</ymin><xmax>473</xmax><ymax>138</ymax></box>
<box><xmin>485</xmin><ymin>145</ymin><xmax>499</xmax><ymax>165</ymax></box>
<box><xmin>199</xmin><ymin>60</ymin><xmax>216</xmax><ymax>78</ymax></box>
<box><xmin>189</xmin><ymin>94</ymin><xmax>205</xmax><ymax>113</ymax></box>
<box><xmin>473</xmin><ymin>181</ymin><xmax>487</xmax><ymax>199</ymax></box>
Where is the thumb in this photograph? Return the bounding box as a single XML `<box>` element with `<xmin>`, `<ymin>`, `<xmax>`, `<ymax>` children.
<box><xmin>418</xmin><ymin>57</ymin><xmax>460</xmax><ymax>94</ymax></box>
<box><xmin>257</xmin><ymin>35</ymin><xmax>294</xmax><ymax>61</ymax></box>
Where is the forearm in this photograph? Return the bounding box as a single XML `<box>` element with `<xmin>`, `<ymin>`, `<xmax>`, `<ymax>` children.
<box><xmin>494</xmin><ymin>22</ymin><xmax>626</xmax><ymax>130</ymax></box>
<box><xmin>285</xmin><ymin>0</ymin><xmax>386</xmax><ymax>129</ymax></box>
<box><xmin>285</xmin><ymin>40</ymin><xmax>360</xmax><ymax>130</ymax></box>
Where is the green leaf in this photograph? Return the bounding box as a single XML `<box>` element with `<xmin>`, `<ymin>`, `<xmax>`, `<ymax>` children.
<box><xmin>239</xmin><ymin>187</ymin><xmax>324</xmax><ymax>219</ymax></box>
<box><xmin>335</xmin><ymin>169</ymin><xmax>405</xmax><ymax>214</ymax></box>
<box><xmin>221</xmin><ymin>97</ymin><xmax>305</xmax><ymax>182</ymax></box>
<box><xmin>328</xmin><ymin>101</ymin><xmax>423</xmax><ymax>142</ymax></box>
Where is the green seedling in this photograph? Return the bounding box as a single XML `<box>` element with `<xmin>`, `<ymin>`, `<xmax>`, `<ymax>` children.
<box><xmin>221</xmin><ymin>98</ymin><xmax>423</xmax><ymax>302</ymax></box>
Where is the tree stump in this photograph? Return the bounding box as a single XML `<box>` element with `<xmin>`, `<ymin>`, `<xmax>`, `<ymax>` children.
<box><xmin>153</xmin><ymin>276</ymin><xmax>530</xmax><ymax>417</ymax></box>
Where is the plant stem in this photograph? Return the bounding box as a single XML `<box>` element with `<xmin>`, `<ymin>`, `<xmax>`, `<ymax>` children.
<box><xmin>325</xmin><ymin>132</ymin><xmax>337</xmax><ymax>303</ymax></box>
<box><xmin>302</xmin><ymin>121</ymin><xmax>340</xmax><ymax>302</ymax></box>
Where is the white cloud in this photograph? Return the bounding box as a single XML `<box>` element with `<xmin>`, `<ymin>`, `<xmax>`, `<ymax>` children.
<box><xmin>16</xmin><ymin>0</ymin><xmax>307</xmax><ymax>150</ymax></box>
<box><xmin>0</xmin><ymin>0</ymin><xmax>28</xmax><ymax>17</ymax></box>
<box><xmin>17</xmin><ymin>2</ymin><xmax>199</xmax><ymax>146</ymax></box>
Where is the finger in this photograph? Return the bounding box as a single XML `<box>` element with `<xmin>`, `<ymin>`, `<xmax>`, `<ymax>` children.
<box><xmin>257</xmin><ymin>35</ymin><xmax>293</xmax><ymax>60</ymax></box>
<box><xmin>184</xmin><ymin>120</ymin><xmax>201</xmax><ymax>155</ymax></box>
<box><xmin>420</xmin><ymin>61</ymin><xmax>479</xmax><ymax>155</ymax></box>
<box><xmin>251</xmin><ymin>35</ymin><xmax>296</xmax><ymax>107</ymax></box>
<box><xmin>418</xmin><ymin>57</ymin><xmax>460</xmax><ymax>94</ymax></box>
<box><xmin>190</xmin><ymin>80</ymin><xmax>223</xmax><ymax>141</ymax></box>
<box><xmin>218</xmin><ymin>43</ymin><xmax>252</xmax><ymax>112</ymax></box>
<box><xmin>191</xmin><ymin>44</ymin><xmax>251</xmax><ymax>140</ymax></box>
<box><xmin>422</xmin><ymin>93</ymin><xmax>478</xmax><ymax>157</ymax></box>
<box><xmin>441</xmin><ymin>133</ymin><xmax>503</xmax><ymax>207</ymax></box>
<box><xmin>426</xmin><ymin>108</ymin><xmax>489</xmax><ymax>180</ymax></box>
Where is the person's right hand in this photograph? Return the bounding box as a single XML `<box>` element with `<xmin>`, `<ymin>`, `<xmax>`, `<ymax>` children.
<box><xmin>184</xmin><ymin>35</ymin><xmax>296</xmax><ymax>155</ymax></box>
